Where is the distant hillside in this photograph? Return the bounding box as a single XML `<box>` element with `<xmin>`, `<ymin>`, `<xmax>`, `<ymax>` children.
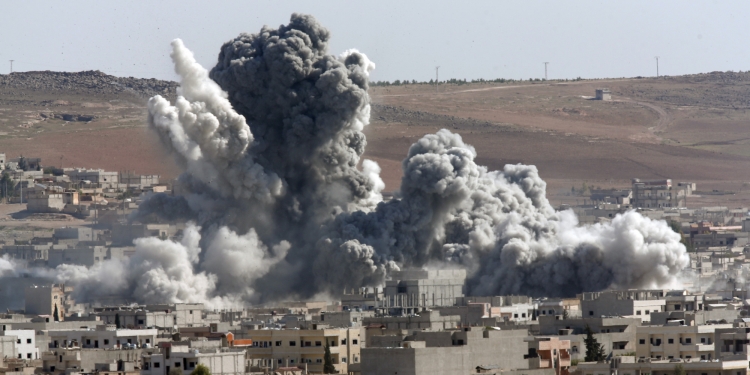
<box><xmin>0</xmin><ymin>70</ymin><xmax>178</xmax><ymax>100</ymax></box>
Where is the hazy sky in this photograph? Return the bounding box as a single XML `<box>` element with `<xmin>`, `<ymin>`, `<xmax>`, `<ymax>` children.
<box><xmin>1</xmin><ymin>1</ymin><xmax>748</xmax><ymax>82</ymax></box>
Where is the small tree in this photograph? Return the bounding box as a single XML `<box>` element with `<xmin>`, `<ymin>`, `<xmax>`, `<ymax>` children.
<box><xmin>584</xmin><ymin>325</ymin><xmax>605</xmax><ymax>362</ymax></box>
<box><xmin>168</xmin><ymin>368</ymin><xmax>183</xmax><ymax>375</ymax></box>
<box><xmin>0</xmin><ymin>173</ymin><xmax>12</xmax><ymax>199</ymax></box>
<box><xmin>17</xmin><ymin>156</ymin><xmax>28</xmax><ymax>171</ymax></box>
<box><xmin>323</xmin><ymin>342</ymin><xmax>336</xmax><ymax>373</ymax></box>
<box><xmin>563</xmin><ymin>309</ymin><xmax>569</xmax><ymax>319</ymax></box>
<box><xmin>53</xmin><ymin>304</ymin><xmax>60</xmax><ymax>322</ymax></box>
<box><xmin>673</xmin><ymin>364</ymin><xmax>686</xmax><ymax>375</ymax></box>
<box><xmin>115</xmin><ymin>313</ymin><xmax>121</xmax><ymax>329</ymax></box>
<box><xmin>192</xmin><ymin>364</ymin><xmax>210</xmax><ymax>375</ymax></box>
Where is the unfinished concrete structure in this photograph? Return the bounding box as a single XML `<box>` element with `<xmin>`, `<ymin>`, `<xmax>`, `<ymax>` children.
<box><xmin>361</xmin><ymin>327</ymin><xmax>567</xmax><ymax>375</ymax></box>
<box><xmin>595</xmin><ymin>88</ymin><xmax>611</xmax><ymax>101</ymax></box>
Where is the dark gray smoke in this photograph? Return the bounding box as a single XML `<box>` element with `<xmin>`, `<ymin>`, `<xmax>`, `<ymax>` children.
<box><xmin>37</xmin><ymin>14</ymin><xmax>688</xmax><ymax>305</ymax></box>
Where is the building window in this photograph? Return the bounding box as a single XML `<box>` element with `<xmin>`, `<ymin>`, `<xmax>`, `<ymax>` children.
<box><xmin>16</xmin><ymin>339</ymin><xmax>20</xmax><ymax>344</ymax></box>
<box><xmin>668</xmin><ymin>339</ymin><xmax>673</xmax><ymax>344</ymax></box>
<box><xmin>27</xmin><ymin>339</ymin><xmax>32</xmax><ymax>344</ymax></box>
<box><xmin>278</xmin><ymin>359</ymin><xmax>282</xmax><ymax>364</ymax></box>
<box><xmin>341</xmin><ymin>339</ymin><xmax>347</xmax><ymax>345</ymax></box>
<box><xmin>275</xmin><ymin>341</ymin><xmax>282</xmax><ymax>347</ymax></box>
<box><xmin>154</xmin><ymin>363</ymin><xmax>160</xmax><ymax>368</ymax></box>
<box><xmin>675</xmin><ymin>305</ymin><xmax>681</xmax><ymax>310</ymax></box>
<box><xmin>315</xmin><ymin>341</ymin><xmax>322</xmax><ymax>347</ymax></box>
<box><xmin>645</xmin><ymin>310</ymin><xmax>649</xmax><ymax>314</ymax></box>
<box><xmin>316</xmin><ymin>359</ymin><xmax>322</xmax><ymax>364</ymax></box>
<box><xmin>685</xmin><ymin>338</ymin><xmax>692</xmax><ymax>344</ymax></box>
<box><xmin>189</xmin><ymin>362</ymin><xmax>195</xmax><ymax>368</ymax></box>
<box><xmin>175</xmin><ymin>363</ymin><xmax>181</xmax><ymax>368</ymax></box>
<box><xmin>589</xmin><ymin>311</ymin><xmax>594</xmax><ymax>316</ymax></box>
<box><xmin>304</xmin><ymin>341</ymin><xmax>311</xmax><ymax>347</ymax></box>
<box><xmin>353</xmin><ymin>339</ymin><xmax>358</xmax><ymax>345</ymax></box>
<box><xmin>342</xmin><ymin>358</ymin><xmax>347</xmax><ymax>363</ymax></box>
<box><xmin>522</xmin><ymin>313</ymin><xmax>526</xmax><ymax>318</ymax></box>
<box><xmin>514</xmin><ymin>314</ymin><xmax>518</xmax><ymax>318</ymax></box>
<box><xmin>639</xmin><ymin>339</ymin><xmax>645</xmax><ymax>344</ymax></box>
<box><xmin>289</xmin><ymin>341</ymin><xmax>296</xmax><ymax>346</ymax></box>
<box><xmin>636</xmin><ymin>311</ymin><xmax>641</xmax><ymax>315</ymax></box>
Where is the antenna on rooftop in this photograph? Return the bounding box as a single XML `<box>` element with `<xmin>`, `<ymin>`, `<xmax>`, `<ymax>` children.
<box><xmin>544</xmin><ymin>62</ymin><xmax>549</xmax><ymax>80</ymax></box>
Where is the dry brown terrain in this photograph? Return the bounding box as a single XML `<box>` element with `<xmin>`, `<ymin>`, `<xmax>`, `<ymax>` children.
<box><xmin>1</xmin><ymin>71</ymin><xmax>749</xmax><ymax>208</ymax></box>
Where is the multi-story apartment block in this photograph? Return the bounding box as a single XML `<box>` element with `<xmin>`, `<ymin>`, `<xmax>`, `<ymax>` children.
<box><xmin>631</xmin><ymin>179</ymin><xmax>695</xmax><ymax>208</ymax></box>
<box><xmin>240</xmin><ymin>325</ymin><xmax>362</xmax><ymax>373</ymax></box>
<box><xmin>635</xmin><ymin>323</ymin><xmax>731</xmax><ymax>361</ymax></box>
<box><xmin>580</xmin><ymin>290</ymin><xmax>666</xmax><ymax>322</ymax></box>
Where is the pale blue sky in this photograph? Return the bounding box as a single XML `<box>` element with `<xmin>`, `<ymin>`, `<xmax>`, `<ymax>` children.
<box><xmin>1</xmin><ymin>1</ymin><xmax>748</xmax><ymax>82</ymax></box>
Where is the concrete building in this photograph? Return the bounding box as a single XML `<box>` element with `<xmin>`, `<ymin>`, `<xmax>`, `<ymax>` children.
<box><xmin>590</xmin><ymin>189</ymin><xmax>632</xmax><ymax>205</ymax></box>
<box><xmin>118</xmin><ymin>172</ymin><xmax>159</xmax><ymax>188</ymax></box>
<box><xmin>595</xmin><ymin>89</ymin><xmax>611</xmax><ymax>101</ymax></box>
<box><xmin>24</xmin><ymin>284</ymin><xmax>66</xmax><ymax>320</ymax></box>
<box><xmin>47</xmin><ymin>326</ymin><xmax>157</xmax><ymax>349</ymax></box>
<box><xmin>1</xmin><ymin>330</ymin><xmax>38</xmax><ymax>360</ymax></box>
<box><xmin>239</xmin><ymin>325</ymin><xmax>362</xmax><ymax>373</ymax></box>
<box><xmin>66</xmin><ymin>169</ymin><xmax>119</xmax><ymax>187</ymax></box>
<box><xmin>635</xmin><ymin>323</ymin><xmax>731</xmax><ymax>361</ymax></box>
<box><xmin>580</xmin><ymin>290</ymin><xmax>666</xmax><ymax>322</ymax></box>
<box><xmin>54</xmin><ymin>227</ymin><xmax>94</xmax><ymax>242</ymax></box>
<box><xmin>363</xmin><ymin>310</ymin><xmax>461</xmax><ymax>331</ymax></box>
<box><xmin>575</xmin><ymin>355</ymin><xmax>748</xmax><ymax>375</ymax></box>
<box><xmin>320</xmin><ymin>310</ymin><xmax>375</xmax><ymax>328</ymax></box>
<box><xmin>361</xmin><ymin>328</ymin><xmax>566</xmax><ymax>375</ymax></box>
<box><xmin>141</xmin><ymin>344</ymin><xmax>245</xmax><ymax>375</ymax></box>
<box><xmin>94</xmin><ymin>304</ymin><xmax>204</xmax><ymax>329</ymax></box>
<box><xmin>631</xmin><ymin>179</ymin><xmax>695</xmax><ymax>208</ymax></box>
<box><xmin>382</xmin><ymin>269</ymin><xmax>466</xmax><ymax>312</ymax></box>
<box><xmin>47</xmin><ymin>246</ymin><xmax>109</xmax><ymax>268</ymax></box>
<box><xmin>41</xmin><ymin>347</ymin><xmax>144</xmax><ymax>374</ymax></box>
<box><xmin>535</xmin><ymin>316</ymin><xmax>640</xmax><ymax>360</ymax></box>
<box><xmin>26</xmin><ymin>188</ymin><xmax>65</xmax><ymax>213</ymax></box>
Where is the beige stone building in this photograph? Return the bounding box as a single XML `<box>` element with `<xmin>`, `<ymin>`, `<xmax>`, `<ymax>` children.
<box><xmin>635</xmin><ymin>323</ymin><xmax>731</xmax><ymax>361</ymax></box>
<box><xmin>240</xmin><ymin>326</ymin><xmax>362</xmax><ymax>373</ymax></box>
<box><xmin>24</xmin><ymin>285</ymin><xmax>66</xmax><ymax>320</ymax></box>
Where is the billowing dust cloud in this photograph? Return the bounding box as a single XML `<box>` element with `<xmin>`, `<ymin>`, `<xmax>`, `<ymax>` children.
<box><xmin>2</xmin><ymin>14</ymin><xmax>689</xmax><ymax>306</ymax></box>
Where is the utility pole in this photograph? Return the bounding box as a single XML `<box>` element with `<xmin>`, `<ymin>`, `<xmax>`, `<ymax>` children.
<box><xmin>435</xmin><ymin>66</ymin><xmax>440</xmax><ymax>93</ymax></box>
<box><xmin>655</xmin><ymin>56</ymin><xmax>659</xmax><ymax>77</ymax></box>
<box><xmin>543</xmin><ymin>62</ymin><xmax>549</xmax><ymax>80</ymax></box>
<box><xmin>9</xmin><ymin>60</ymin><xmax>13</xmax><ymax>73</ymax></box>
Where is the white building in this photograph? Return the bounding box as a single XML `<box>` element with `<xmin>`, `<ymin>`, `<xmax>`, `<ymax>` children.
<box><xmin>1</xmin><ymin>329</ymin><xmax>37</xmax><ymax>360</ymax></box>
<box><xmin>142</xmin><ymin>345</ymin><xmax>245</xmax><ymax>375</ymax></box>
<box><xmin>47</xmin><ymin>326</ymin><xmax>157</xmax><ymax>349</ymax></box>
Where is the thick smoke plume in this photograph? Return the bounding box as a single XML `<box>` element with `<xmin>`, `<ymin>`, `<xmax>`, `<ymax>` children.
<box><xmin>14</xmin><ymin>14</ymin><xmax>688</xmax><ymax>306</ymax></box>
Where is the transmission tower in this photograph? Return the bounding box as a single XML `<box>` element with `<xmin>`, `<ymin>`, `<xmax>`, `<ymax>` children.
<box><xmin>655</xmin><ymin>56</ymin><xmax>659</xmax><ymax>77</ymax></box>
<box><xmin>435</xmin><ymin>66</ymin><xmax>440</xmax><ymax>93</ymax></box>
<box><xmin>544</xmin><ymin>62</ymin><xmax>549</xmax><ymax>80</ymax></box>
